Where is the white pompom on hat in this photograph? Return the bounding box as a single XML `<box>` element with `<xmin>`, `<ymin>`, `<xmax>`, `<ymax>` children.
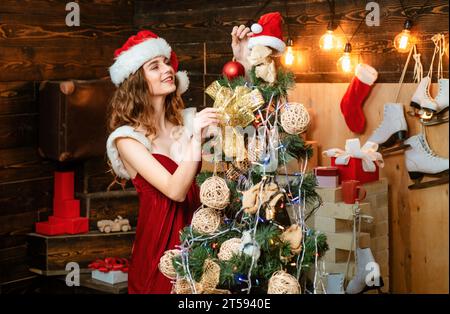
<box><xmin>109</xmin><ymin>30</ymin><xmax>189</xmax><ymax>95</ymax></box>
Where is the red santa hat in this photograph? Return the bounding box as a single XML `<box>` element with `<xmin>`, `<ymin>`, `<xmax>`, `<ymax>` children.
<box><xmin>109</xmin><ymin>30</ymin><xmax>189</xmax><ymax>95</ymax></box>
<box><xmin>248</xmin><ymin>12</ymin><xmax>286</xmax><ymax>54</ymax></box>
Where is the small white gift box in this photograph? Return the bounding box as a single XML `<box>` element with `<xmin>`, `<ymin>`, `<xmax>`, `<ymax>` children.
<box><xmin>92</xmin><ymin>270</ymin><xmax>128</xmax><ymax>285</ymax></box>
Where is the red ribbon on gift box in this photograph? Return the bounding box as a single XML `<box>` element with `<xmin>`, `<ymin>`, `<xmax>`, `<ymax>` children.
<box><xmin>88</xmin><ymin>257</ymin><xmax>129</xmax><ymax>273</ymax></box>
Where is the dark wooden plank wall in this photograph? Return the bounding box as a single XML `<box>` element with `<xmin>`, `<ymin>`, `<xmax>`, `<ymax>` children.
<box><xmin>0</xmin><ymin>0</ymin><xmax>448</xmax><ymax>293</ymax></box>
<box><xmin>0</xmin><ymin>0</ymin><xmax>135</xmax><ymax>293</ymax></box>
<box><xmin>135</xmin><ymin>0</ymin><xmax>448</xmax><ymax>109</ymax></box>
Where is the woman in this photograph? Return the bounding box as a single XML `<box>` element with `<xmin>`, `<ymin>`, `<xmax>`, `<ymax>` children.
<box><xmin>106</xmin><ymin>27</ymin><xmax>251</xmax><ymax>294</ymax></box>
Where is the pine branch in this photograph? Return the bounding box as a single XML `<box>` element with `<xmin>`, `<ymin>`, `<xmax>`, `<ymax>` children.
<box><xmin>250</xmin><ymin>67</ymin><xmax>295</xmax><ymax>103</ymax></box>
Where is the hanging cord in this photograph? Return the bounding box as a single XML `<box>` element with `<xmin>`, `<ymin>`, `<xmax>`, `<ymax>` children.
<box><xmin>431</xmin><ymin>34</ymin><xmax>446</xmax><ymax>81</ymax></box>
<box><xmin>343</xmin><ymin>202</ymin><xmax>373</xmax><ymax>288</ymax></box>
<box><xmin>398</xmin><ymin>0</ymin><xmax>431</xmax><ymax>22</ymax></box>
<box><xmin>337</xmin><ymin>1</ymin><xmax>371</xmax><ymax>45</ymax></box>
<box><xmin>246</xmin><ymin>0</ymin><xmax>273</xmax><ymax>26</ymax></box>
<box><xmin>284</xmin><ymin>0</ymin><xmax>291</xmax><ymax>39</ymax></box>
<box><xmin>344</xmin><ymin>203</ymin><xmax>360</xmax><ymax>287</ymax></box>
<box><xmin>412</xmin><ymin>45</ymin><xmax>423</xmax><ymax>83</ymax></box>
<box><xmin>427</xmin><ymin>34</ymin><xmax>442</xmax><ymax>80</ymax></box>
<box><xmin>326</xmin><ymin>0</ymin><xmax>336</xmax><ymax>28</ymax></box>
<box><xmin>394</xmin><ymin>44</ymin><xmax>416</xmax><ymax>102</ymax></box>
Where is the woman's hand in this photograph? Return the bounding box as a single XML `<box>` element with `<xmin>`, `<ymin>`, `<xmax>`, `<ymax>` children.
<box><xmin>231</xmin><ymin>25</ymin><xmax>253</xmax><ymax>72</ymax></box>
<box><xmin>193</xmin><ymin>107</ymin><xmax>221</xmax><ymax>140</ymax></box>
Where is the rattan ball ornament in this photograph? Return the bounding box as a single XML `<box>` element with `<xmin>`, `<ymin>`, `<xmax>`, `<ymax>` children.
<box><xmin>191</xmin><ymin>207</ymin><xmax>222</xmax><ymax>235</ymax></box>
<box><xmin>200</xmin><ymin>259</ymin><xmax>221</xmax><ymax>290</ymax></box>
<box><xmin>248</xmin><ymin>138</ymin><xmax>264</xmax><ymax>162</ymax></box>
<box><xmin>280</xmin><ymin>102</ymin><xmax>310</xmax><ymax>135</ymax></box>
<box><xmin>217</xmin><ymin>238</ymin><xmax>242</xmax><ymax>261</ymax></box>
<box><xmin>158</xmin><ymin>249</ymin><xmax>181</xmax><ymax>279</ymax></box>
<box><xmin>175</xmin><ymin>277</ymin><xmax>204</xmax><ymax>294</ymax></box>
<box><xmin>200</xmin><ymin>176</ymin><xmax>230</xmax><ymax>209</ymax></box>
<box><xmin>267</xmin><ymin>270</ymin><xmax>301</xmax><ymax>294</ymax></box>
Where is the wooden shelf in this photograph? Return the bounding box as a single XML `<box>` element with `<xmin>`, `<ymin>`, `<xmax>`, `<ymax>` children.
<box><xmin>27</xmin><ymin>231</ymin><xmax>135</xmax><ymax>276</ymax></box>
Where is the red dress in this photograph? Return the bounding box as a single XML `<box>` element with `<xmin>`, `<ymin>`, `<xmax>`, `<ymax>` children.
<box><xmin>128</xmin><ymin>153</ymin><xmax>201</xmax><ymax>294</ymax></box>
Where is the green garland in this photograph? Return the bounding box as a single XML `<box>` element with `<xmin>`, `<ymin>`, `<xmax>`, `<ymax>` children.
<box><xmin>249</xmin><ymin>67</ymin><xmax>295</xmax><ymax>103</ymax></box>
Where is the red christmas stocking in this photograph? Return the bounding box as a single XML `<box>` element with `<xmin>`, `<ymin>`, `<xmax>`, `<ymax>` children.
<box><xmin>340</xmin><ymin>64</ymin><xmax>378</xmax><ymax>133</ymax></box>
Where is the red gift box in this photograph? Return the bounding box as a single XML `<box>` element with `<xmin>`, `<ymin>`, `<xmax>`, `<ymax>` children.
<box><xmin>35</xmin><ymin>221</ymin><xmax>66</xmax><ymax>236</ymax></box>
<box><xmin>314</xmin><ymin>166</ymin><xmax>339</xmax><ymax>176</ymax></box>
<box><xmin>53</xmin><ymin>199</ymin><xmax>80</xmax><ymax>218</ymax></box>
<box><xmin>331</xmin><ymin>157</ymin><xmax>379</xmax><ymax>184</ymax></box>
<box><xmin>54</xmin><ymin>171</ymin><xmax>74</xmax><ymax>201</ymax></box>
<box><xmin>48</xmin><ymin>216</ymin><xmax>89</xmax><ymax>234</ymax></box>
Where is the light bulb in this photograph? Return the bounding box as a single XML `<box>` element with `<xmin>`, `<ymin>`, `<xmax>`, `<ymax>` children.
<box><xmin>337</xmin><ymin>43</ymin><xmax>355</xmax><ymax>73</ymax></box>
<box><xmin>394</xmin><ymin>20</ymin><xmax>415</xmax><ymax>53</ymax></box>
<box><xmin>319</xmin><ymin>30</ymin><xmax>342</xmax><ymax>51</ymax></box>
<box><xmin>338</xmin><ymin>53</ymin><xmax>353</xmax><ymax>73</ymax></box>
<box><xmin>284</xmin><ymin>46</ymin><xmax>295</xmax><ymax>66</ymax></box>
<box><xmin>283</xmin><ymin>38</ymin><xmax>295</xmax><ymax>67</ymax></box>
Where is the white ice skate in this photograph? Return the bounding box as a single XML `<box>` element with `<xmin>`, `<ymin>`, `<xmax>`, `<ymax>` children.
<box><xmin>367</xmin><ymin>103</ymin><xmax>409</xmax><ymax>156</ymax></box>
<box><xmin>422</xmin><ymin>78</ymin><xmax>449</xmax><ymax>126</ymax></box>
<box><xmin>405</xmin><ymin>134</ymin><xmax>449</xmax><ymax>189</ymax></box>
<box><xmin>345</xmin><ymin>248</ymin><xmax>384</xmax><ymax>294</ymax></box>
<box><xmin>409</xmin><ymin>76</ymin><xmax>439</xmax><ymax>119</ymax></box>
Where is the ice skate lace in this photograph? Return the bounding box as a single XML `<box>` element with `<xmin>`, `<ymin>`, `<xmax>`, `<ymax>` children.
<box><xmin>372</xmin><ymin>109</ymin><xmax>388</xmax><ymax>132</ymax></box>
<box><xmin>418</xmin><ymin>135</ymin><xmax>441</xmax><ymax>160</ymax></box>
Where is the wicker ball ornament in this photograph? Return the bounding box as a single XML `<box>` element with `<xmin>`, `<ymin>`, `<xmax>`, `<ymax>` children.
<box><xmin>158</xmin><ymin>249</ymin><xmax>181</xmax><ymax>279</ymax></box>
<box><xmin>280</xmin><ymin>102</ymin><xmax>310</xmax><ymax>135</ymax></box>
<box><xmin>200</xmin><ymin>259</ymin><xmax>221</xmax><ymax>289</ymax></box>
<box><xmin>175</xmin><ymin>278</ymin><xmax>204</xmax><ymax>294</ymax></box>
<box><xmin>200</xmin><ymin>176</ymin><xmax>230</xmax><ymax>209</ymax></box>
<box><xmin>267</xmin><ymin>270</ymin><xmax>301</xmax><ymax>294</ymax></box>
<box><xmin>191</xmin><ymin>207</ymin><xmax>222</xmax><ymax>235</ymax></box>
<box><xmin>217</xmin><ymin>238</ymin><xmax>242</xmax><ymax>261</ymax></box>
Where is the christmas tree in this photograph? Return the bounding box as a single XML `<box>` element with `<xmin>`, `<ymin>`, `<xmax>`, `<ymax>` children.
<box><xmin>158</xmin><ymin>44</ymin><xmax>329</xmax><ymax>294</ymax></box>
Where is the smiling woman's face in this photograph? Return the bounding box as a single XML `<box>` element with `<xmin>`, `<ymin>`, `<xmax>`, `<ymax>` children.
<box><xmin>142</xmin><ymin>56</ymin><xmax>176</xmax><ymax>96</ymax></box>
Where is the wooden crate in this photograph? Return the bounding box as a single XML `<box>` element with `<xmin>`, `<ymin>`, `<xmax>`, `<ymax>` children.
<box><xmin>26</xmin><ymin>231</ymin><xmax>135</xmax><ymax>276</ymax></box>
<box><xmin>312</xmin><ymin>178</ymin><xmax>389</xmax><ymax>292</ymax></box>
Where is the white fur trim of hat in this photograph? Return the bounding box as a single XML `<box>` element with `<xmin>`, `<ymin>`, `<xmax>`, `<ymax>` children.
<box><xmin>248</xmin><ymin>35</ymin><xmax>286</xmax><ymax>55</ymax></box>
<box><xmin>109</xmin><ymin>37</ymin><xmax>189</xmax><ymax>95</ymax></box>
<box><xmin>355</xmin><ymin>63</ymin><xmax>378</xmax><ymax>86</ymax></box>
<box><xmin>109</xmin><ymin>38</ymin><xmax>171</xmax><ymax>86</ymax></box>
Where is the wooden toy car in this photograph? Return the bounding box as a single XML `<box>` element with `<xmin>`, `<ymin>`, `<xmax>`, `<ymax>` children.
<box><xmin>97</xmin><ymin>216</ymin><xmax>131</xmax><ymax>233</ymax></box>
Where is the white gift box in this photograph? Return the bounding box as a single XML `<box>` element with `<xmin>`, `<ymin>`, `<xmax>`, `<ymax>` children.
<box><xmin>314</xmin><ymin>167</ymin><xmax>340</xmax><ymax>188</ymax></box>
<box><xmin>316</xmin><ymin>175</ymin><xmax>339</xmax><ymax>188</ymax></box>
<box><xmin>92</xmin><ymin>270</ymin><xmax>128</xmax><ymax>285</ymax></box>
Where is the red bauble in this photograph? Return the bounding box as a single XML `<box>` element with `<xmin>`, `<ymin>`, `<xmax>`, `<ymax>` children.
<box><xmin>222</xmin><ymin>60</ymin><xmax>245</xmax><ymax>80</ymax></box>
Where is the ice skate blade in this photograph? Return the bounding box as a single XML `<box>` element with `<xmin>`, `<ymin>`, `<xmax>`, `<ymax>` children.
<box><xmin>408</xmin><ymin>170</ymin><xmax>449</xmax><ymax>190</ymax></box>
<box><xmin>380</xmin><ymin>144</ymin><xmax>410</xmax><ymax>157</ymax></box>
<box><xmin>348</xmin><ymin>277</ymin><xmax>385</xmax><ymax>294</ymax></box>
<box><xmin>421</xmin><ymin>108</ymin><xmax>449</xmax><ymax>126</ymax></box>
<box><xmin>421</xmin><ymin>117</ymin><xmax>449</xmax><ymax>126</ymax></box>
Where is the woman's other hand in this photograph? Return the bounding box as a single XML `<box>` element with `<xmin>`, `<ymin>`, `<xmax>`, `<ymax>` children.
<box><xmin>231</xmin><ymin>25</ymin><xmax>253</xmax><ymax>73</ymax></box>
